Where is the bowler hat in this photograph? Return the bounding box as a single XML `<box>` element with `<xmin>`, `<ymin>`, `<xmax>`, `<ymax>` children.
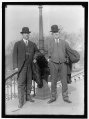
<box><xmin>20</xmin><ymin>27</ymin><xmax>31</xmax><ymax>34</ymax></box>
<box><xmin>50</xmin><ymin>25</ymin><xmax>59</xmax><ymax>33</ymax></box>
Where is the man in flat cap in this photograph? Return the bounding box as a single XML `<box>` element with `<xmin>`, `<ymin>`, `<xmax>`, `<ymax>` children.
<box><xmin>47</xmin><ymin>25</ymin><xmax>80</xmax><ymax>104</ymax></box>
<box><xmin>13</xmin><ymin>27</ymin><xmax>39</xmax><ymax>108</ymax></box>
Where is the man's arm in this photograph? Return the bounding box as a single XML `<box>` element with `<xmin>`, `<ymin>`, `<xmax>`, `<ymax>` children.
<box><xmin>47</xmin><ymin>40</ymin><xmax>53</xmax><ymax>62</ymax></box>
<box><xmin>34</xmin><ymin>43</ymin><xmax>39</xmax><ymax>53</ymax></box>
<box><xmin>13</xmin><ymin>42</ymin><xmax>18</xmax><ymax>71</ymax></box>
<box><xmin>48</xmin><ymin>40</ymin><xmax>52</xmax><ymax>58</ymax></box>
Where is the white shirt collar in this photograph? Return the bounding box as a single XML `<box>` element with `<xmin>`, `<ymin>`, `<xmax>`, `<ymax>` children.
<box><xmin>23</xmin><ymin>39</ymin><xmax>28</xmax><ymax>43</ymax></box>
<box><xmin>55</xmin><ymin>39</ymin><xmax>59</xmax><ymax>43</ymax></box>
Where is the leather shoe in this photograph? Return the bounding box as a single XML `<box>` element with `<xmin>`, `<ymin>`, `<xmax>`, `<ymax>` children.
<box><xmin>27</xmin><ymin>98</ymin><xmax>35</xmax><ymax>102</ymax></box>
<box><xmin>64</xmin><ymin>99</ymin><xmax>72</xmax><ymax>103</ymax></box>
<box><xmin>47</xmin><ymin>98</ymin><xmax>56</xmax><ymax>104</ymax></box>
<box><xmin>18</xmin><ymin>103</ymin><xmax>23</xmax><ymax>108</ymax></box>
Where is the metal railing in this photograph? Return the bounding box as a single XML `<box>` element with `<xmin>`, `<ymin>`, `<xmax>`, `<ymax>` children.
<box><xmin>57</xmin><ymin>69</ymin><xmax>84</xmax><ymax>86</ymax></box>
<box><xmin>5</xmin><ymin>71</ymin><xmax>36</xmax><ymax>101</ymax></box>
<box><xmin>5</xmin><ymin>69</ymin><xmax>84</xmax><ymax>101</ymax></box>
<box><xmin>71</xmin><ymin>69</ymin><xmax>84</xmax><ymax>82</ymax></box>
<box><xmin>5</xmin><ymin>72</ymin><xmax>18</xmax><ymax>101</ymax></box>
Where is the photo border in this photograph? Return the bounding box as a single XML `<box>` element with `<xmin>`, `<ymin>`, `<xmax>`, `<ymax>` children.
<box><xmin>2</xmin><ymin>2</ymin><xmax>88</xmax><ymax>118</ymax></box>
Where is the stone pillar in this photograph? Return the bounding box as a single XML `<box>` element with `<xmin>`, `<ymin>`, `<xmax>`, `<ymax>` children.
<box><xmin>35</xmin><ymin>5</ymin><xmax>51</xmax><ymax>99</ymax></box>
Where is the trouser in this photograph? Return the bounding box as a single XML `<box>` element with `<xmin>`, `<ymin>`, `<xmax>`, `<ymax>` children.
<box><xmin>18</xmin><ymin>62</ymin><xmax>32</xmax><ymax>104</ymax></box>
<box><xmin>49</xmin><ymin>61</ymin><xmax>69</xmax><ymax>100</ymax></box>
<box><xmin>67</xmin><ymin>74</ymin><xmax>71</xmax><ymax>84</ymax></box>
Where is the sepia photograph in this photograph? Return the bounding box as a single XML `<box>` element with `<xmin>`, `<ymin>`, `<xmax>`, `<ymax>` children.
<box><xmin>2</xmin><ymin>2</ymin><xmax>87</xmax><ymax>118</ymax></box>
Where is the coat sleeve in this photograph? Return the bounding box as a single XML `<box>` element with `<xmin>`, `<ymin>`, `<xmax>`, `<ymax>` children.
<box><xmin>13</xmin><ymin>42</ymin><xmax>18</xmax><ymax>69</ymax></box>
<box><xmin>34</xmin><ymin>43</ymin><xmax>39</xmax><ymax>53</ymax></box>
<box><xmin>33</xmin><ymin>43</ymin><xmax>40</xmax><ymax>59</ymax></box>
<box><xmin>48</xmin><ymin>40</ymin><xmax>52</xmax><ymax>58</ymax></box>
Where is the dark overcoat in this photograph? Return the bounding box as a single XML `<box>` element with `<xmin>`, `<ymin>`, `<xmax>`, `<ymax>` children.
<box><xmin>32</xmin><ymin>53</ymin><xmax>50</xmax><ymax>88</ymax></box>
<box><xmin>13</xmin><ymin>39</ymin><xmax>39</xmax><ymax>72</ymax></box>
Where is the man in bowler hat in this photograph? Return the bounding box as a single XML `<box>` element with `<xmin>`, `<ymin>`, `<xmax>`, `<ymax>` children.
<box><xmin>47</xmin><ymin>25</ymin><xmax>72</xmax><ymax>104</ymax></box>
<box><xmin>13</xmin><ymin>27</ymin><xmax>39</xmax><ymax>108</ymax></box>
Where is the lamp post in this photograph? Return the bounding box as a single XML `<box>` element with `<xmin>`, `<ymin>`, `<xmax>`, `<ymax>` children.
<box><xmin>34</xmin><ymin>5</ymin><xmax>51</xmax><ymax>99</ymax></box>
<box><xmin>38</xmin><ymin>5</ymin><xmax>44</xmax><ymax>53</ymax></box>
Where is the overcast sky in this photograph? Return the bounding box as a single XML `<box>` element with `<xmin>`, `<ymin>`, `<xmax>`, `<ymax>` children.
<box><xmin>5</xmin><ymin>5</ymin><xmax>84</xmax><ymax>47</ymax></box>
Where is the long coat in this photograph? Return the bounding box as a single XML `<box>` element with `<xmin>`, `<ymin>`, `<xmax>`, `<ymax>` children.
<box><xmin>13</xmin><ymin>39</ymin><xmax>39</xmax><ymax>72</ymax></box>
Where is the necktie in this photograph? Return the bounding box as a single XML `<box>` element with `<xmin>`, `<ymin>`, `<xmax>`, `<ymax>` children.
<box><xmin>25</xmin><ymin>40</ymin><xmax>28</xmax><ymax>46</ymax></box>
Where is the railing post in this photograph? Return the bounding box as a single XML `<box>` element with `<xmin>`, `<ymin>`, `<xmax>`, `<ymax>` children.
<box><xmin>11</xmin><ymin>78</ymin><xmax>12</xmax><ymax>100</ymax></box>
<box><xmin>6</xmin><ymin>84</ymin><xmax>9</xmax><ymax>100</ymax></box>
<box><xmin>33</xmin><ymin>80</ymin><xmax>35</xmax><ymax>96</ymax></box>
<box><xmin>14</xmin><ymin>77</ymin><xmax>15</xmax><ymax>98</ymax></box>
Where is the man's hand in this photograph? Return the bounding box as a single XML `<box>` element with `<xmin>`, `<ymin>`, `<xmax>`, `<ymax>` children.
<box><xmin>15</xmin><ymin>68</ymin><xmax>18</xmax><ymax>72</ymax></box>
<box><xmin>47</xmin><ymin>58</ymin><xmax>50</xmax><ymax>62</ymax></box>
<box><xmin>33</xmin><ymin>59</ymin><xmax>37</xmax><ymax>63</ymax></box>
<box><xmin>65</xmin><ymin>58</ymin><xmax>69</xmax><ymax>64</ymax></box>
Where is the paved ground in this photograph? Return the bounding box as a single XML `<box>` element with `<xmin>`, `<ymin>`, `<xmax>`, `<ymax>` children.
<box><xmin>6</xmin><ymin>78</ymin><xmax>84</xmax><ymax>115</ymax></box>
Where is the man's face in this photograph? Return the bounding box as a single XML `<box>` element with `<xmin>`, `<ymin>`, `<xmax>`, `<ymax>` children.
<box><xmin>52</xmin><ymin>32</ymin><xmax>59</xmax><ymax>39</ymax></box>
<box><xmin>22</xmin><ymin>33</ymin><xmax>30</xmax><ymax>40</ymax></box>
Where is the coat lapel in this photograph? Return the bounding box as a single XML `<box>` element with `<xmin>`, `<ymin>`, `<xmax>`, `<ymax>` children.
<box><xmin>28</xmin><ymin>40</ymin><xmax>32</xmax><ymax>47</ymax></box>
<box><xmin>28</xmin><ymin>40</ymin><xmax>34</xmax><ymax>51</ymax></box>
<box><xmin>20</xmin><ymin>39</ymin><xmax>26</xmax><ymax>53</ymax></box>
